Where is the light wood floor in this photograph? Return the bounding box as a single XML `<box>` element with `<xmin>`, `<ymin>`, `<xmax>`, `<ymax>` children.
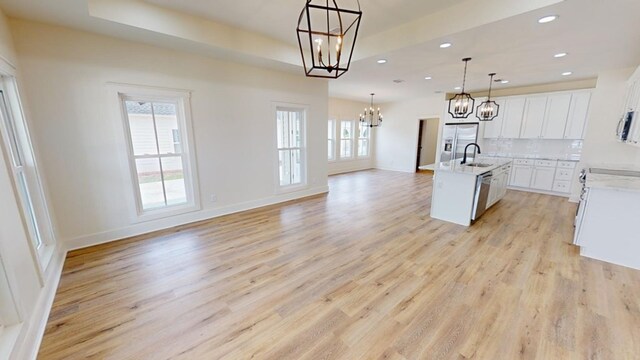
<box><xmin>39</xmin><ymin>170</ymin><xmax>640</xmax><ymax>359</ymax></box>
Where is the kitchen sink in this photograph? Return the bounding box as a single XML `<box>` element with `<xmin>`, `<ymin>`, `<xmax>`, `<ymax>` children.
<box><xmin>463</xmin><ymin>163</ymin><xmax>493</xmax><ymax>168</ymax></box>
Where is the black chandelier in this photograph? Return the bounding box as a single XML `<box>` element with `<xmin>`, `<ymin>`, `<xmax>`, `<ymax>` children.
<box><xmin>476</xmin><ymin>73</ymin><xmax>500</xmax><ymax>121</ymax></box>
<box><xmin>360</xmin><ymin>93</ymin><xmax>382</xmax><ymax>127</ymax></box>
<box><xmin>448</xmin><ymin>58</ymin><xmax>475</xmax><ymax>119</ymax></box>
<box><xmin>296</xmin><ymin>0</ymin><xmax>362</xmax><ymax>79</ymax></box>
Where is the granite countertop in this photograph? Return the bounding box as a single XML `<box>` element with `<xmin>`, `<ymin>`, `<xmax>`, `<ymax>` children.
<box><xmin>484</xmin><ymin>153</ymin><xmax>581</xmax><ymax>161</ymax></box>
<box><xmin>434</xmin><ymin>157</ymin><xmax>512</xmax><ymax>176</ymax></box>
<box><xmin>586</xmin><ymin>167</ymin><xmax>640</xmax><ymax>192</ymax></box>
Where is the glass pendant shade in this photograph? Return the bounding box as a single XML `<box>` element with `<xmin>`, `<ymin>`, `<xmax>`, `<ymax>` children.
<box><xmin>448</xmin><ymin>58</ymin><xmax>475</xmax><ymax>119</ymax></box>
<box><xmin>296</xmin><ymin>0</ymin><xmax>362</xmax><ymax>79</ymax></box>
<box><xmin>476</xmin><ymin>73</ymin><xmax>500</xmax><ymax>121</ymax></box>
<box><xmin>359</xmin><ymin>93</ymin><xmax>382</xmax><ymax>127</ymax></box>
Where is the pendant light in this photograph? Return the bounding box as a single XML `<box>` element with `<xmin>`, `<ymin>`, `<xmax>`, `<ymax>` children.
<box><xmin>476</xmin><ymin>73</ymin><xmax>500</xmax><ymax>121</ymax></box>
<box><xmin>360</xmin><ymin>93</ymin><xmax>382</xmax><ymax>127</ymax></box>
<box><xmin>296</xmin><ymin>0</ymin><xmax>362</xmax><ymax>79</ymax></box>
<box><xmin>448</xmin><ymin>57</ymin><xmax>475</xmax><ymax>119</ymax></box>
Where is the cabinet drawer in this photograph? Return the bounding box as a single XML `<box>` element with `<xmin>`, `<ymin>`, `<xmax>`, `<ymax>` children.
<box><xmin>557</xmin><ymin>161</ymin><xmax>577</xmax><ymax>169</ymax></box>
<box><xmin>555</xmin><ymin>168</ymin><xmax>574</xmax><ymax>181</ymax></box>
<box><xmin>552</xmin><ymin>180</ymin><xmax>571</xmax><ymax>193</ymax></box>
<box><xmin>514</xmin><ymin>158</ymin><xmax>533</xmax><ymax>166</ymax></box>
<box><xmin>534</xmin><ymin>159</ymin><xmax>558</xmax><ymax>167</ymax></box>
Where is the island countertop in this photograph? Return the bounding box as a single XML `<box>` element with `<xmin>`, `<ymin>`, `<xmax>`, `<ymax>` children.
<box><xmin>433</xmin><ymin>157</ymin><xmax>513</xmax><ymax>176</ymax></box>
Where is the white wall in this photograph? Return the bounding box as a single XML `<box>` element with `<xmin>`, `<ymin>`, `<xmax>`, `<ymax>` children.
<box><xmin>572</xmin><ymin>67</ymin><xmax>640</xmax><ymax>199</ymax></box>
<box><xmin>10</xmin><ymin>19</ymin><xmax>329</xmax><ymax>249</ymax></box>
<box><xmin>0</xmin><ymin>10</ymin><xmax>65</xmax><ymax>360</ymax></box>
<box><xmin>327</xmin><ymin>97</ymin><xmax>373</xmax><ymax>175</ymax></box>
<box><xmin>374</xmin><ymin>95</ymin><xmax>445</xmax><ymax>172</ymax></box>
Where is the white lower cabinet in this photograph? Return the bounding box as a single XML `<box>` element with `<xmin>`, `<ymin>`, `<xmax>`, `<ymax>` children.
<box><xmin>509</xmin><ymin>164</ymin><xmax>533</xmax><ymax>188</ymax></box>
<box><xmin>506</xmin><ymin>158</ymin><xmax>577</xmax><ymax>196</ymax></box>
<box><xmin>530</xmin><ymin>160</ymin><xmax>557</xmax><ymax>190</ymax></box>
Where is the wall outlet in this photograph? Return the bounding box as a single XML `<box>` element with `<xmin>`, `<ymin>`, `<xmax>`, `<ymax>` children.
<box><xmin>210</xmin><ymin>194</ymin><xmax>217</xmax><ymax>203</ymax></box>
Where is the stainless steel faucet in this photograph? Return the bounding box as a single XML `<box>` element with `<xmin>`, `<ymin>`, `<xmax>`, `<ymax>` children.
<box><xmin>461</xmin><ymin>143</ymin><xmax>481</xmax><ymax>164</ymax></box>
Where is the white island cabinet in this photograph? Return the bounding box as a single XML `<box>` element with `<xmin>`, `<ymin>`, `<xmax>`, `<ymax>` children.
<box><xmin>430</xmin><ymin>158</ymin><xmax>512</xmax><ymax>226</ymax></box>
<box><xmin>575</xmin><ymin>169</ymin><xmax>640</xmax><ymax>270</ymax></box>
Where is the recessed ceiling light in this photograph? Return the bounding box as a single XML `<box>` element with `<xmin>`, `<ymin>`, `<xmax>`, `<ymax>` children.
<box><xmin>562</xmin><ymin>71</ymin><xmax>573</xmax><ymax>76</ymax></box>
<box><xmin>454</xmin><ymin>86</ymin><xmax>462</xmax><ymax>90</ymax></box>
<box><xmin>377</xmin><ymin>59</ymin><xmax>387</xmax><ymax>64</ymax></box>
<box><xmin>538</xmin><ymin>15</ymin><xmax>558</xmax><ymax>24</ymax></box>
<box><xmin>501</xmin><ymin>80</ymin><xmax>509</xmax><ymax>84</ymax></box>
<box><xmin>554</xmin><ymin>52</ymin><xmax>568</xmax><ymax>58</ymax></box>
<box><xmin>440</xmin><ymin>42</ymin><xmax>452</xmax><ymax>48</ymax></box>
<box><xmin>424</xmin><ymin>76</ymin><xmax>432</xmax><ymax>80</ymax></box>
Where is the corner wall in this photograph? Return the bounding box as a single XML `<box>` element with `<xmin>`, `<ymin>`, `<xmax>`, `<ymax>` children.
<box><xmin>374</xmin><ymin>95</ymin><xmax>445</xmax><ymax>172</ymax></box>
<box><xmin>572</xmin><ymin>66</ymin><xmax>640</xmax><ymax>199</ymax></box>
<box><xmin>0</xmin><ymin>9</ymin><xmax>65</xmax><ymax>360</ymax></box>
<box><xmin>328</xmin><ymin>97</ymin><xmax>373</xmax><ymax>175</ymax></box>
<box><xmin>9</xmin><ymin>19</ymin><xmax>329</xmax><ymax>249</ymax></box>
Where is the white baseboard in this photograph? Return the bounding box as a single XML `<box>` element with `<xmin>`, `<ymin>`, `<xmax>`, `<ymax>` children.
<box><xmin>65</xmin><ymin>185</ymin><xmax>329</xmax><ymax>251</ymax></box>
<box><xmin>10</xmin><ymin>246</ymin><xmax>66</xmax><ymax>360</ymax></box>
<box><xmin>373</xmin><ymin>166</ymin><xmax>414</xmax><ymax>173</ymax></box>
<box><xmin>506</xmin><ymin>186</ymin><xmax>571</xmax><ymax>198</ymax></box>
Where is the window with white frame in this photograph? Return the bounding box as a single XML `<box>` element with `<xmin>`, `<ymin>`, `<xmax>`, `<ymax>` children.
<box><xmin>328</xmin><ymin>119</ymin><xmax>335</xmax><ymax>161</ymax></box>
<box><xmin>340</xmin><ymin>120</ymin><xmax>353</xmax><ymax>159</ymax></box>
<box><xmin>358</xmin><ymin>122</ymin><xmax>370</xmax><ymax>157</ymax></box>
<box><xmin>276</xmin><ymin>106</ymin><xmax>306</xmax><ymax>187</ymax></box>
<box><xmin>121</xmin><ymin>93</ymin><xmax>197</xmax><ymax>216</ymax></box>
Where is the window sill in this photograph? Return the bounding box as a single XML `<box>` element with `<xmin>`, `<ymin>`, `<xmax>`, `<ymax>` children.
<box><xmin>135</xmin><ymin>203</ymin><xmax>201</xmax><ymax>223</ymax></box>
<box><xmin>276</xmin><ymin>183</ymin><xmax>309</xmax><ymax>194</ymax></box>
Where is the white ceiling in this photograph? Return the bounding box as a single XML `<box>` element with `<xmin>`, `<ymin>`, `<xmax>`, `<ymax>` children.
<box><xmin>143</xmin><ymin>0</ymin><xmax>468</xmax><ymax>44</ymax></box>
<box><xmin>331</xmin><ymin>0</ymin><xmax>640</xmax><ymax>102</ymax></box>
<box><xmin>0</xmin><ymin>0</ymin><xmax>639</xmax><ymax>103</ymax></box>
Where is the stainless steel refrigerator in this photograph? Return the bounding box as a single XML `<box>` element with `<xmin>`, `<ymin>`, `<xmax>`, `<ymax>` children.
<box><xmin>440</xmin><ymin>122</ymin><xmax>479</xmax><ymax>162</ymax></box>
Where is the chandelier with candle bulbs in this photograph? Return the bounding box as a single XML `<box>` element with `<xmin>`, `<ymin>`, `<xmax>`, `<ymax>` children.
<box><xmin>360</xmin><ymin>93</ymin><xmax>382</xmax><ymax>127</ymax></box>
<box><xmin>448</xmin><ymin>58</ymin><xmax>475</xmax><ymax>119</ymax></box>
<box><xmin>476</xmin><ymin>73</ymin><xmax>500</xmax><ymax>121</ymax></box>
<box><xmin>296</xmin><ymin>0</ymin><xmax>362</xmax><ymax>79</ymax></box>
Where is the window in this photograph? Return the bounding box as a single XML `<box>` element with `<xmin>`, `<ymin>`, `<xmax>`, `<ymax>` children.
<box><xmin>276</xmin><ymin>106</ymin><xmax>306</xmax><ymax>188</ymax></box>
<box><xmin>358</xmin><ymin>122</ymin><xmax>370</xmax><ymax>157</ymax></box>
<box><xmin>121</xmin><ymin>92</ymin><xmax>198</xmax><ymax>217</ymax></box>
<box><xmin>340</xmin><ymin>120</ymin><xmax>353</xmax><ymax>159</ymax></box>
<box><xmin>328</xmin><ymin>119</ymin><xmax>335</xmax><ymax>161</ymax></box>
<box><xmin>0</xmin><ymin>90</ymin><xmax>43</xmax><ymax>251</ymax></box>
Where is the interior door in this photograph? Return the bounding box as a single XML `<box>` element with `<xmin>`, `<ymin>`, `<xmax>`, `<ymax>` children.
<box><xmin>416</xmin><ymin>120</ymin><xmax>424</xmax><ymax>171</ymax></box>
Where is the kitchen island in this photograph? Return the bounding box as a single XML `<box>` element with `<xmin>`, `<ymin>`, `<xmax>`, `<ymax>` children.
<box><xmin>574</xmin><ymin>167</ymin><xmax>640</xmax><ymax>270</ymax></box>
<box><xmin>430</xmin><ymin>158</ymin><xmax>512</xmax><ymax>226</ymax></box>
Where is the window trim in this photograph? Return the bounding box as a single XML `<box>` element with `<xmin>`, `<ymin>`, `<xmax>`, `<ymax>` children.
<box><xmin>118</xmin><ymin>87</ymin><xmax>200</xmax><ymax>222</ymax></box>
<box><xmin>274</xmin><ymin>103</ymin><xmax>308</xmax><ymax>193</ymax></box>
<box><xmin>339</xmin><ymin>119</ymin><xmax>355</xmax><ymax>160</ymax></box>
<box><xmin>357</xmin><ymin>121</ymin><xmax>371</xmax><ymax>158</ymax></box>
<box><xmin>0</xmin><ymin>76</ymin><xmax>56</xmax><ymax>275</ymax></box>
<box><xmin>328</xmin><ymin>119</ymin><xmax>336</xmax><ymax>162</ymax></box>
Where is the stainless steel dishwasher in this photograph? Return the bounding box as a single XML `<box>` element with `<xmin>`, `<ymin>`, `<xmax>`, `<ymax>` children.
<box><xmin>472</xmin><ymin>171</ymin><xmax>493</xmax><ymax>221</ymax></box>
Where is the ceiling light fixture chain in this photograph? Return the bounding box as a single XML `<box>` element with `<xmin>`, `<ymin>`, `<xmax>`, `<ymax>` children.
<box><xmin>360</xmin><ymin>93</ymin><xmax>383</xmax><ymax>127</ymax></box>
<box><xmin>297</xmin><ymin>0</ymin><xmax>362</xmax><ymax>79</ymax></box>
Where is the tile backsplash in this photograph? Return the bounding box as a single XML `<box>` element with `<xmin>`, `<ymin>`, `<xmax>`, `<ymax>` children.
<box><xmin>480</xmin><ymin>138</ymin><xmax>583</xmax><ymax>160</ymax></box>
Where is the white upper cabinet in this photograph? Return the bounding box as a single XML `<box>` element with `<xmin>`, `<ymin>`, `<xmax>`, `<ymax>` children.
<box><xmin>521</xmin><ymin>96</ymin><xmax>548</xmax><ymax>139</ymax></box>
<box><xmin>542</xmin><ymin>93</ymin><xmax>572</xmax><ymax>139</ymax></box>
<box><xmin>564</xmin><ymin>92</ymin><xmax>591</xmax><ymax>139</ymax></box>
<box><xmin>502</xmin><ymin>97</ymin><xmax>526</xmax><ymax>138</ymax></box>
<box><xmin>482</xmin><ymin>98</ymin><xmax>505</xmax><ymax>138</ymax></box>
<box><xmin>475</xmin><ymin>90</ymin><xmax>592</xmax><ymax>140</ymax></box>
